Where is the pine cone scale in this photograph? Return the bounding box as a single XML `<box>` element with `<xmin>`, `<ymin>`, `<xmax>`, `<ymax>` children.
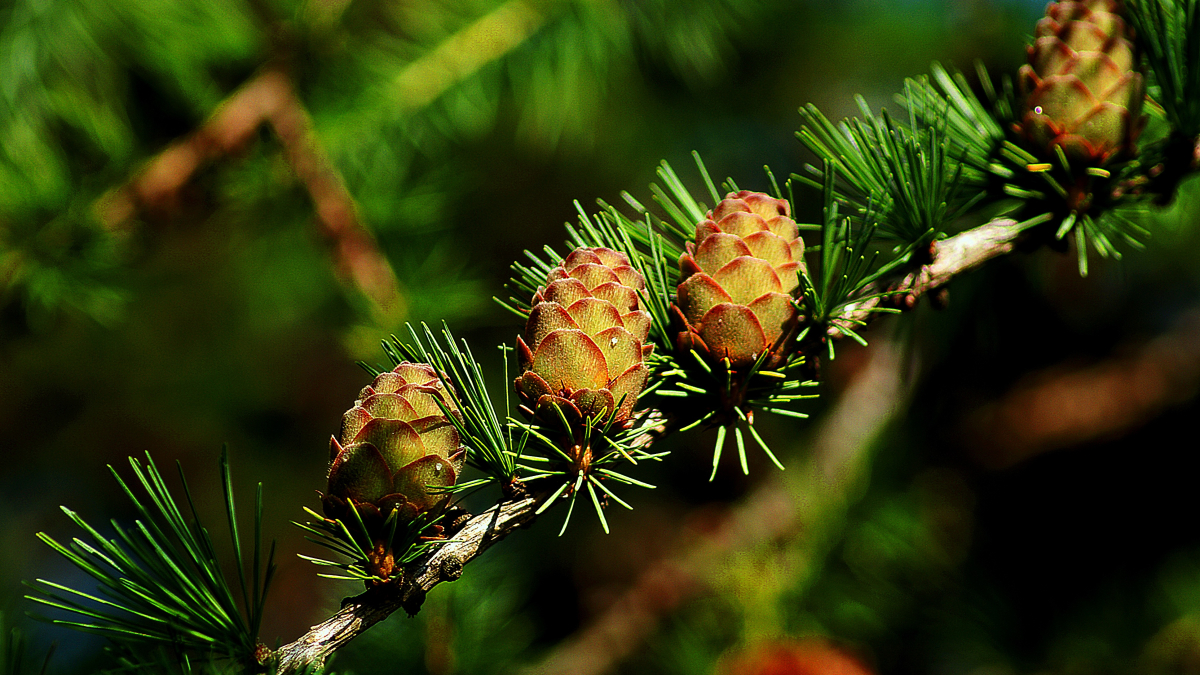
<box><xmin>566</xmin><ymin>297</ymin><xmax>623</xmax><ymax>335</ymax></box>
<box><xmin>678</xmin><ymin>274</ymin><xmax>734</xmax><ymax>322</ymax></box>
<box><xmin>529</xmin><ymin>329</ymin><xmax>611</xmax><ymax>390</ymax></box>
<box><xmin>713</xmin><ymin>257</ymin><xmax>784</xmax><ymax>303</ymax></box>
<box><xmin>526</xmin><ymin>303</ymin><xmax>581</xmax><ymax>346</ymax></box>
<box><xmin>328</xmin><ymin>442</ymin><xmax>392</xmax><ymax>504</ymax></box>
<box><xmin>593</xmin><ymin>325</ymin><xmax>637</xmax><ymax>366</ymax></box>
<box><xmin>697</xmin><ymin>303</ymin><xmax>768</xmax><ymax>365</ymax></box>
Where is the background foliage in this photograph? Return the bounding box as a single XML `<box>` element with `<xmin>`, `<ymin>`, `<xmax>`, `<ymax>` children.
<box><xmin>5</xmin><ymin>0</ymin><xmax>1200</xmax><ymax>673</ymax></box>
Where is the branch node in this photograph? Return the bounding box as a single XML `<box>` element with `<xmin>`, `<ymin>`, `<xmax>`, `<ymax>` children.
<box><xmin>440</xmin><ymin>553</ymin><xmax>464</xmax><ymax>581</ymax></box>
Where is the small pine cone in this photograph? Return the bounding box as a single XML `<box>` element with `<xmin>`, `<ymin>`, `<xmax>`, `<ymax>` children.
<box><xmin>673</xmin><ymin>191</ymin><xmax>805</xmax><ymax>369</ymax></box>
<box><xmin>515</xmin><ymin>247</ymin><xmax>653</xmax><ymax>428</ymax></box>
<box><xmin>1017</xmin><ymin>0</ymin><xmax>1145</xmax><ymax>166</ymax></box>
<box><xmin>324</xmin><ymin>362</ymin><xmax>465</xmax><ymax>530</ymax></box>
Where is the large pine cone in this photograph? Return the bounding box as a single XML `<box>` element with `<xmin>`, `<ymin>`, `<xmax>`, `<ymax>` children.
<box><xmin>515</xmin><ymin>247</ymin><xmax>652</xmax><ymax>429</ymax></box>
<box><xmin>1017</xmin><ymin>0</ymin><xmax>1145</xmax><ymax>166</ymax></box>
<box><xmin>673</xmin><ymin>191</ymin><xmax>804</xmax><ymax>369</ymax></box>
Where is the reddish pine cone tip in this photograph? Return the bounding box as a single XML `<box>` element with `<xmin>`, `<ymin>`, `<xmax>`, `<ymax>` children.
<box><xmin>673</xmin><ymin>191</ymin><xmax>805</xmax><ymax>369</ymax></box>
<box><xmin>515</xmin><ymin>246</ymin><xmax>652</xmax><ymax>430</ymax></box>
<box><xmin>1016</xmin><ymin>0</ymin><xmax>1145</xmax><ymax>166</ymax></box>
<box><xmin>323</xmin><ymin>361</ymin><xmax>465</xmax><ymax>529</ymax></box>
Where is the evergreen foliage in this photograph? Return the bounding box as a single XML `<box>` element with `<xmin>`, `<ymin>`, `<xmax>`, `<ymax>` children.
<box><xmin>26</xmin><ymin>450</ymin><xmax>274</xmax><ymax>669</ymax></box>
<box><xmin>12</xmin><ymin>0</ymin><xmax>1200</xmax><ymax>673</ymax></box>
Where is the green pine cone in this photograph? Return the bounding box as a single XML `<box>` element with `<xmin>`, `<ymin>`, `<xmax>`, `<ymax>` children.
<box><xmin>515</xmin><ymin>247</ymin><xmax>652</xmax><ymax>429</ymax></box>
<box><xmin>673</xmin><ymin>191</ymin><xmax>804</xmax><ymax>369</ymax></box>
<box><xmin>323</xmin><ymin>362</ymin><xmax>465</xmax><ymax>536</ymax></box>
<box><xmin>1017</xmin><ymin>0</ymin><xmax>1145</xmax><ymax>166</ymax></box>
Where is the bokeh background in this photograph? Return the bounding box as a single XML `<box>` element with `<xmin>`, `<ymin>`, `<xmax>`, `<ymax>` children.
<box><xmin>5</xmin><ymin>0</ymin><xmax>1200</xmax><ymax>672</ymax></box>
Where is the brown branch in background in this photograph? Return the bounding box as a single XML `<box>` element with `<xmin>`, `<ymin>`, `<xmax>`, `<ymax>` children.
<box><xmin>94</xmin><ymin>0</ymin><xmax>558</xmax><ymax>315</ymax></box>
<box><xmin>99</xmin><ymin>71</ymin><xmax>290</xmax><ymax>226</ymax></box>
<box><xmin>964</xmin><ymin>309</ymin><xmax>1200</xmax><ymax>470</ymax></box>
<box><xmin>267</xmin><ymin>79</ymin><xmax>403</xmax><ymax>314</ymax></box>
<box><xmin>273</xmin><ymin>495</ymin><xmax>541</xmax><ymax>673</ymax></box>
<box><xmin>526</xmin><ymin>482</ymin><xmax>795</xmax><ymax>675</ymax></box>
<box><xmin>98</xmin><ymin>69</ymin><xmax>403</xmax><ymax>313</ymax></box>
<box><xmin>525</xmin><ymin>338</ymin><xmax>911</xmax><ymax>675</ymax></box>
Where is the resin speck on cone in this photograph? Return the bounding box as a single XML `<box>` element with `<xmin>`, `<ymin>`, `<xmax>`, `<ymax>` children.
<box><xmin>1016</xmin><ymin>0</ymin><xmax>1145</xmax><ymax>167</ymax></box>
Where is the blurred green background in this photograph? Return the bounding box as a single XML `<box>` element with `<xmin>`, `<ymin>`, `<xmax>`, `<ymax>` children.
<box><xmin>5</xmin><ymin>0</ymin><xmax>1200</xmax><ymax>672</ymax></box>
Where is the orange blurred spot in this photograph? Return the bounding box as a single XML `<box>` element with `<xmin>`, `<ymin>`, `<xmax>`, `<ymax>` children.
<box><xmin>716</xmin><ymin>638</ymin><xmax>873</xmax><ymax>675</ymax></box>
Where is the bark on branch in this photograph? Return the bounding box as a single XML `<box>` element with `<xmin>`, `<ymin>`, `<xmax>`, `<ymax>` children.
<box><xmin>832</xmin><ymin>217</ymin><xmax>1025</xmax><ymax>334</ymax></box>
<box><xmin>272</xmin><ymin>496</ymin><xmax>540</xmax><ymax>673</ymax></box>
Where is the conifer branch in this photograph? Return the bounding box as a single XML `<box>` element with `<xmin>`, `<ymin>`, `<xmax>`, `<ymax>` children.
<box><xmin>831</xmin><ymin>216</ymin><xmax>1026</xmax><ymax>336</ymax></box>
<box><xmin>272</xmin><ymin>496</ymin><xmax>540</xmax><ymax>673</ymax></box>
<box><xmin>271</xmin><ymin>213</ymin><xmax>1034</xmax><ymax>672</ymax></box>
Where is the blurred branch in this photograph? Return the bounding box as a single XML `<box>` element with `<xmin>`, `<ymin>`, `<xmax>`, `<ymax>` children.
<box><xmin>964</xmin><ymin>309</ymin><xmax>1200</xmax><ymax>469</ymax></box>
<box><xmin>98</xmin><ymin>68</ymin><xmax>403</xmax><ymax>313</ymax></box>
<box><xmin>273</xmin><ymin>495</ymin><xmax>540</xmax><ymax>673</ymax></box>
<box><xmin>98</xmin><ymin>70</ymin><xmax>285</xmax><ymax>226</ymax></box>
<box><xmin>94</xmin><ymin>0</ymin><xmax>558</xmax><ymax>314</ymax></box>
<box><xmin>387</xmin><ymin>0</ymin><xmax>546</xmax><ymax>115</ymax></box>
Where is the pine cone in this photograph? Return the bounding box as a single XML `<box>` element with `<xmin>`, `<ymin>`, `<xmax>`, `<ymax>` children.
<box><xmin>1017</xmin><ymin>0</ymin><xmax>1145</xmax><ymax>166</ymax></box>
<box><xmin>673</xmin><ymin>191</ymin><xmax>804</xmax><ymax>369</ymax></box>
<box><xmin>515</xmin><ymin>247</ymin><xmax>652</xmax><ymax>429</ymax></box>
<box><xmin>323</xmin><ymin>363</ymin><xmax>465</xmax><ymax>530</ymax></box>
